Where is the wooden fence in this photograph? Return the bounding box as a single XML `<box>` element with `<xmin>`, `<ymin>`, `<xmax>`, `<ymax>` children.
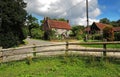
<box><xmin>0</xmin><ymin>41</ymin><xmax>120</xmax><ymax>62</ymax></box>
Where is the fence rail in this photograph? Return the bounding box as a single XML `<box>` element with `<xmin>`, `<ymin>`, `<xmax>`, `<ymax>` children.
<box><xmin>0</xmin><ymin>41</ymin><xmax>120</xmax><ymax>62</ymax></box>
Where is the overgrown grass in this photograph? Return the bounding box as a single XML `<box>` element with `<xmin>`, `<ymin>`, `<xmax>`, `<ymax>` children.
<box><xmin>0</xmin><ymin>55</ymin><xmax>120</xmax><ymax>77</ymax></box>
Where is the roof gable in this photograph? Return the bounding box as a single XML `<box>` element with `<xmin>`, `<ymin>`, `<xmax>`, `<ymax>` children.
<box><xmin>48</xmin><ymin>19</ymin><xmax>71</xmax><ymax>30</ymax></box>
<box><xmin>94</xmin><ymin>22</ymin><xmax>107</xmax><ymax>30</ymax></box>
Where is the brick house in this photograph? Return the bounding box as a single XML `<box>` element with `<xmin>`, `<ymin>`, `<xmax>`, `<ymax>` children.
<box><xmin>42</xmin><ymin>17</ymin><xmax>71</xmax><ymax>39</ymax></box>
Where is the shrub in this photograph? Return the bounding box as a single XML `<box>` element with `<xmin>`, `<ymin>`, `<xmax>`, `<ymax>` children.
<box><xmin>22</xmin><ymin>27</ymin><xmax>28</xmax><ymax>39</ymax></box>
<box><xmin>31</xmin><ymin>28</ymin><xmax>44</xmax><ymax>39</ymax></box>
<box><xmin>49</xmin><ymin>30</ymin><xmax>56</xmax><ymax>40</ymax></box>
<box><xmin>76</xmin><ymin>35</ymin><xmax>83</xmax><ymax>40</ymax></box>
<box><xmin>44</xmin><ymin>30</ymin><xmax>56</xmax><ymax>40</ymax></box>
<box><xmin>0</xmin><ymin>32</ymin><xmax>19</xmax><ymax>48</ymax></box>
<box><xmin>26</xmin><ymin>56</ymin><xmax>33</xmax><ymax>65</ymax></box>
<box><xmin>103</xmin><ymin>26</ymin><xmax>114</xmax><ymax>41</ymax></box>
<box><xmin>114</xmin><ymin>32</ymin><xmax>120</xmax><ymax>41</ymax></box>
<box><xmin>92</xmin><ymin>34</ymin><xmax>103</xmax><ymax>40</ymax></box>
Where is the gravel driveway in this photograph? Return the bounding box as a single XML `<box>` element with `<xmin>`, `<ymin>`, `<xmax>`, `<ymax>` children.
<box><xmin>24</xmin><ymin>38</ymin><xmax>55</xmax><ymax>46</ymax></box>
<box><xmin>2</xmin><ymin>38</ymin><xmax>120</xmax><ymax>62</ymax></box>
<box><xmin>23</xmin><ymin>38</ymin><xmax>120</xmax><ymax>58</ymax></box>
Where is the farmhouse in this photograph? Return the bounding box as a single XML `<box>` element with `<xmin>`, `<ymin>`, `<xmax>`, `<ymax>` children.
<box><xmin>42</xmin><ymin>17</ymin><xmax>71</xmax><ymax>39</ymax></box>
<box><xmin>91</xmin><ymin>22</ymin><xmax>120</xmax><ymax>34</ymax></box>
<box><xmin>91</xmin><ymin>22</ymin><xmax>109</xmax><ymax>34</ymax></box>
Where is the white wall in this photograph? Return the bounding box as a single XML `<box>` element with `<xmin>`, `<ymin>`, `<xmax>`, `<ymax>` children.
<box><xmin>52</xmin><ymin>28</ymin><xmax>70</xmax><ymax>37</ymax></box>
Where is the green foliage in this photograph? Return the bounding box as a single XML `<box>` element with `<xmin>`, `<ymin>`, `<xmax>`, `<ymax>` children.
<box><xmin>52</xmin><ymin>18</ymin><xmax>67</xmax><ymax>22</ymax></box>
<box><xmin>82</xmin><ymin>44</ymin><xmax>120</xmax><ymax>49</ymax></box>
<box><xmin>26</xmin><ymin>15</ymin><xmax>39</xmax><ymax>36</ymax></box>
<box><xmin>49</xmin><ymin>30</ymin><xmax>56</xmax><ymax>40</ymax></box>
<box><xmin>58</xmin><ymin>18</ymin><xmax>67</xmax><ymax>21</ymax></box>
<box><xmin>114</xmin><ymin>32</ymin><xmax>120</xmax><ymax>41</ymax></box>
<box><xmin>44</xmin><ymin>30</ymin><xmax>57</xmax><ymax>40</ymax></box>
<box><xmin>76</xmin><ymin>35</ymin><xmax>83</xmax><ymax>40</ymax></box>
<box><xmin>71</xmin><ymin>26</ymin><xmax>84</xmax><ymax>36</ymax></box>
<box><xmin>31</xmin><ymin>28</ymin><xmax>44</xmax><ymax>39</ymax></box>
<box><xmin>99</xmin><ymin>18</ymin><xmax>120</xmax><ymax>27</ymax></box>
<box><xmin>110</xmin><ymin>19</ymin><xmax>120</xmax><ymax>27</ymax></box>
<box><xmin>22</xmin><ymin>26</ymin><xmax>28</xmax><ymax>39</ymax></box>
<box><xmin>103</xmin><ymin>26</ymin><xmax>114</xmax><ymax>41</ymax></box>
<box><xmin>71</xmin><ymin>26</ymin><xmax>85</xmax><ymax>40</ymax></box>
<box><xmin>0</xmin><ymin>32</ymin><xmax>19</xmax><ymax>48</ymax></box>
<box><xmin>0</xmin><ymin>0</ymin><xmax>27</xmax><ymax>48</ymax></box>
<box><xmin>92</xmin><ymin>34</ymin><xmax>103</xmax><ymax>40</ymax></box>
<box><xmin>0</xmin><ymin>56</ymin><xmax>120</xmax><ymax>77</ymax></box>
<box><xmin>26</xmin><ymin>56</ymin><xmax>33</xmax><ymax>65</ymax></box>
<box><xmin>27</xmin><ymin>15</ymin><xmax>38</xmax><ymax>24</ymax></box>
<box><xmin>100</xmin><ymin>18</ymin><xmax>110</xmax><ymax>24</ymax></box>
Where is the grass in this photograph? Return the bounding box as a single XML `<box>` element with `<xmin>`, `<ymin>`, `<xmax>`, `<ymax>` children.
<box><xmin>79</xmin><ymin>40</ymin><xmax>120</xmax><ymax>49</ymax></box>
<box><xmin>0</xmin><ymin>55</ymin><xmax>120</xmax><ymax>77</ymax></box>
<box><xmin>82</xmin><ymin>44</ymin><xmax>120</xmax><ymax>49</ymax></box>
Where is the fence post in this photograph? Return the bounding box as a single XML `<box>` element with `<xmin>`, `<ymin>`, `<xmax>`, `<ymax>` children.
<box><xmin>33</xmin><ymin>44</ymin><xmax>36</xmax><ymax>57</ymax></box>
<box><xmin>65</xmin><ymin>41</ymin><xmax>69</xmax><ymax>56</ymax></box>
<box><xmin>103</xmin><ymin>43</ymin><xmax>107</xmax><ymax>57</ymax></box>
<box><xmin>0</xmin><ymin>47</ymin><xmax>3</xmax><ymax>63</ymax></box>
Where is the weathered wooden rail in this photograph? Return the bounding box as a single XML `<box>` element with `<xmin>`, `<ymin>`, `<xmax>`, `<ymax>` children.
<box><xmin>0</xmin><ymin>41</ymin><xmax>120</xmax><ymax>62</ymax></box>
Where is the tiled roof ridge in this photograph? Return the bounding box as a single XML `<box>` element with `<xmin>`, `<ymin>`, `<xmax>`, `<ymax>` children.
<box><xmin>47</xmin><ymin>19</ymin><xmax>71</xmax><ymax>30</ymax></box>
<box><xmin>94</xmin><ymin>22</ymin><xmax>108</xmax><ymax>30</ymax></box>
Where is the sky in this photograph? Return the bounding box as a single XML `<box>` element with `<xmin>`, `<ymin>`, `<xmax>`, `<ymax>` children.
<box><xmin>24</xmin><ymin>0</ymin><xmax>120</xmax><ymax>26</ymax></box>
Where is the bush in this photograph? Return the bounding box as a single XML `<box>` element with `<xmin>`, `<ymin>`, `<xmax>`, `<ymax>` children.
<box><xmin>44</xmin><ymin>30</ymin><xmax>56</xmax><ymax>40</ymax></box>
<box><xmin>76</xmin><ymin>35</ymin><xmax>83</xmax><ymax>40</ymax></box>
<box><xmin>92</xmin><ymin>34</ymin><xmax>103</xmax><ymax>40</ymax></box>
<box><xmin>0</xmin><ymin>32</ymin><xmax>19</xmax><ymax>48</ymax></box>
<box><xmin>26</xmin><ymin>56</ymin><xmax>33</xmax><ymax>65</ymax></box>
<box><xmin>31</xmin><ymin>28</ymin><xmax>44</xmax><ymax>39</ymax></box>
<box><xmin>114</xmin><ymin>32</ymin><xmax>120</xmax><ymax>41</ymax></box>
<box><xmin>22</xmin><ymin>27</ymin><xmax>28</xmax><ymax>39</ymax></box>
<box><xmin>103</xmin><ymin>26</ymin><xmax>114</xmax><ymax>41</ymax></box>
<box><xmin>49</xmin><ymin>30</ymin><xmax>56</xmax><ymax>40</ymax></box>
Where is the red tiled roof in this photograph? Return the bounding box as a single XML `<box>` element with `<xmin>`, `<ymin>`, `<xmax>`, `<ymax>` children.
<box><xmin>94</xmin><ymin>22</ymin><xmax>107</xmax><ymax>30</ymax></box>
<box><xmin>113</xmin><ymin>27</ymin><xmax>120</xmax><ymax>32</ymax></box>
<box><xmin>48</xmin><ymin>19</ymin><xmax>71</xmax><ymax>30</ymax></box>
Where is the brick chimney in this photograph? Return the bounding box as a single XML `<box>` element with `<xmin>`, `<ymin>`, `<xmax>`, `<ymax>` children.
<box><xmin>67</xmin><ymin>20</ymin><xmax>69</xmax><ymax>23</ymax></box>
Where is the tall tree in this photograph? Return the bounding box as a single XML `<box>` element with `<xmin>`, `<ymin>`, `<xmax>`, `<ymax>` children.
<box><xmin>26</xmin><ymin>15</ymin><xmax>39</xmax><ymax>37</ymax></box>
<box><xmin>110</xmin><ymin>19</ymin><xmax>120</xmax><ymax>27</ymax></box>
<box><xmin>116</xmin><ymin>19</ymin><xmax>120</xmax><ymax>26</ymax></box>
<box><xmin>0</xmin><ymin>0</ymin><xmax>27</xmax><ymax>48</ymax></box>
<box><xmin>71</xmin><ymin>25</ymin><xmax>85</xmax><ymax>36</ymax></box>
<box><xmin>100</xmin><ymin>18</ymin><xmax>110</xmax><ymax>24</ymax></box>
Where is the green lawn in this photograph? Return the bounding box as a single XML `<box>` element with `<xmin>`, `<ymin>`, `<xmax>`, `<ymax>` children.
<box><xmin>79</xmin><ymin>40</ymin><xmax>120</xmax><ymax>49</ymax></box>
<box><xmin>0</xmin><ymin>55</ymin><xmax>120</xmax><ymax>77</ymax></box>
<box><xmin>82</xmin><ymin>44</ymin><xmax>120</xmax><ymax>49</ymax></box>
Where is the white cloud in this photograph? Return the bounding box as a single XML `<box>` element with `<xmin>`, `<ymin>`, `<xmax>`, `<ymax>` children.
<box><xmin>24</xmin><ymin>0</ymin><xmax>101</xmax><ymax>26</ymax></box>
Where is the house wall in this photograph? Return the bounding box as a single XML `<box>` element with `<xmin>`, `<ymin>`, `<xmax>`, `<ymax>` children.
<box><xmin>52</xmin><ymin>28</ymin><xmax>70</xmax><ymax>37</ymax></box>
